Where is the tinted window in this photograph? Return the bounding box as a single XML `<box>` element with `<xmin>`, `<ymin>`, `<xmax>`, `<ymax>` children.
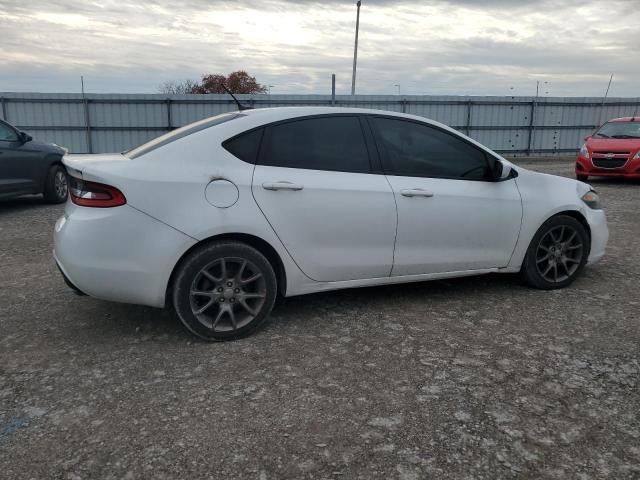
<box><xmin>223</xmin><ymin>128</ymin><xmax>264</xmax><ymax>163</ymax></box>
<box><xmin>371</xmin><ymin>117</ymin><xmax>491</xmax><ymax>180</ymax></box>
<box><xmin>260</xmin><ymin>116</ymin><xmax>370</xmax><ymax>172</ymax></box>
<box><xmin>0</xmin><ymin>122</ymin><xmax>18</xmax><ymax>142</ymax></box>
<box><xmin>125</xmin><ymin>112</ymin><xmax>243</xmax><ymax>159</ymax></box>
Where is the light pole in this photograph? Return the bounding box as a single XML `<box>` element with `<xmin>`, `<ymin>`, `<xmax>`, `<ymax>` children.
<box><xmin>394</xmin><ymin>84</ymin><xmax>401</xmax><ymax>95</ymax></box>
<box><xmin>351</xmin><ymin>1</ymin><xmax>361</xmax><ymax>96</ymax></box>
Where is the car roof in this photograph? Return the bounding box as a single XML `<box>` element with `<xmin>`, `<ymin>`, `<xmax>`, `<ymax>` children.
<box><xmin>608</xmin><ymin>117</ymin><xmax>639</xmax><ymax>123</ymax></box>
<box><xmin>239</xmin><ymin>106</ymin><xmax>427</xmax><ymax>123</ymax></box>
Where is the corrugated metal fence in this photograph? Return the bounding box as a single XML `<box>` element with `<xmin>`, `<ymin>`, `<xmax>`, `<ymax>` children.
<box><xmin>1</xmin><ymin>92</ymin><xmax>639</xmax><ymax>155</ymax></box>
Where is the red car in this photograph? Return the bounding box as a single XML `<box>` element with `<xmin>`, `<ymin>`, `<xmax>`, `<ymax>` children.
<box><xmin>576</xmin><ymin>117</ymin><xmax>640</xmax><ymax>181</ymax></box>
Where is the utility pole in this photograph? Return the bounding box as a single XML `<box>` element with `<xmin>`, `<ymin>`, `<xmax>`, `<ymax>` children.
<box><xmin>536</xmin><ymin>81</ymin><xmax>539</xmax><ymax>98</ymax></box>
<box><xmin>351</xmin><ymin>1</ymin><xmax>361</xmax><ymax>96</ymax></box>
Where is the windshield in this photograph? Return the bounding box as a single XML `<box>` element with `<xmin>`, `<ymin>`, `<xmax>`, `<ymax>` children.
<box><xmin>594</xmin><ymin>121</ymin><xmax>640</xmax><ymax>139</ymax></box>
<box><xmin>125</xmin><ymin>112</ymin><xmax>244</xmax><ymax>159</ymax></box>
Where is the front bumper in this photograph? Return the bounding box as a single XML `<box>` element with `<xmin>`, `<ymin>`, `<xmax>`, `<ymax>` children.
<box><xmin>576</xmin><ymin>155</ymin><xmax>640</xmax><ymax>178</ymax></box>
<box><xmin>53</xmin><ymin>203</ymin><xmax>196</xmax><ymax>308</ymax></box>
<box><xmin>584</xmin><ymin>207</ymin><xmax>608</xmax><ymax>265</ymax></box>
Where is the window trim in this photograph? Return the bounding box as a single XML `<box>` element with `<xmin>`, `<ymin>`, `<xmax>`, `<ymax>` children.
<box><xmin>255</xmin><ymin>114</ymin><xmax>375</xmax><ymax>174</ymax></box>
<box><xmin>366</xmin><ymin>114</ymin><xmax>501</xmax><ymax>182</ymax></box>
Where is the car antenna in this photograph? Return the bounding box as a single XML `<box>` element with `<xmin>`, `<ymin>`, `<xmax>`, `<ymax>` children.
<box><xmin>220</xmin><ymin>83</ymin><xmax>252</xmax><ymax>111</ymax></box>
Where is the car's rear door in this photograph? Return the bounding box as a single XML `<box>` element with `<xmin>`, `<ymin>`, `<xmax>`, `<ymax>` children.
<box><xmin>368</xmin><ymin>115</ymin><xmax>522</xmax><ymax>276</ymax></box>
<box><xmin>251</xmin><ymin>115</ymin><xmax>397</xmax><ymax>282</ymax></box>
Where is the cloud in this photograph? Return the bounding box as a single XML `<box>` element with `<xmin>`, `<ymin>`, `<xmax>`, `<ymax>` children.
<box><xmin>0</xmin><ymin>0</ymin><xmax>639</xmax><ymax>97</ymax></box>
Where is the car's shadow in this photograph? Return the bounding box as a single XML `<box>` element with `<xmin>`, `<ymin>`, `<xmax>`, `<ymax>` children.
<box><xmin>0</xmin><ymin>195</ymin><xmax>58</xmax><ymax>214</ymax></box>
<box><xmin>70</xmin><ymin>272</ymin><xmax>527</xmax><ymax>343</ymax></box>
<box><xmin>587</xmin><ymin>176</ymin><xmax>640</xmax><ymax>186</ymax></box>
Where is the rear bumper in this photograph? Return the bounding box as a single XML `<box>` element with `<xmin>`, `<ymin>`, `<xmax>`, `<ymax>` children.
<box><xmin>53</xmin><ymin>203</ymin><xmax>196</xmax><ymax>308</ymax></box>
<box><xmin>55</xmin><ymin>260</ymin><xmax>86</xmax><ymax>296</ymax></box>
<box><xmin>576</xmin><ymin>155</ymin><xmax>640</xmax><ymax>178</ymax></box>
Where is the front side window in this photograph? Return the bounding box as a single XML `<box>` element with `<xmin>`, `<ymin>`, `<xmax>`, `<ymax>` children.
<box><xmin>0</xmin><ymin>122</ymin><xmax>18</xmax><ymax>142</ymax></box>
<box><xmin>594</xmin><ymin>121</ymin><xmax>640</xmax><ymax>139</ymax></box>
<box><xmin>260</xmin><ymin>116</ymin><xmax>371</xmax><ymax>173</ymax></box>
<box><xmin>370</xmin><ymin>117</ymin><xmax>492</xmax><ymax>180</ymax></box>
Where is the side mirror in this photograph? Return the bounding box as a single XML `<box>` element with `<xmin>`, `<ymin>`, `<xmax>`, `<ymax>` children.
<box><xmin>584</xmin><ymin>135</ymin><xmax>591</xmax><ymax>141</ymax></box>
<box><xmin>494</xmin><ymin>160</ymin><xmax>513</xmax><ymax>181</ymax></box>
<box><xmin>19</xmin><ymin>131</ymin><xmax>32</xmax><ymax>143</ymax></box>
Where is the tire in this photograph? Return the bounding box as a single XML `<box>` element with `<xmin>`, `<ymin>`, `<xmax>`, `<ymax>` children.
<box><xmin>576</xmin><ymin>174</ymin><xmax>589</xmax><ymax>182</ymax></box>
<box><xmin>43</xmin><ymin>164</ymin><xmax>68</xmax><ymax>204</ymax></box>
<box><xmin>521</xmin><ymin>214</ymin><xmax>590</xmax><ymax>290</ymax></box>
<box><xmin>172</xmin><ymin>242</ymin><xmax>278</xmax><ymax>341</ymax></box>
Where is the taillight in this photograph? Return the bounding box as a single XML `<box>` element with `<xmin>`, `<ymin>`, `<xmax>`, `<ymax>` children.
<box><xmin>68</xmin><ymin>176</ymin><xmax>126</xmax><ymax>208</ymax></box>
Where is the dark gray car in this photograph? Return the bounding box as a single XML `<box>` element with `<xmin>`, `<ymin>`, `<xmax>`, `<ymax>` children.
<box><xmin>0</xmin><ymin>119</ymin><xmax>68</xmax><ymax>203</ymax></box>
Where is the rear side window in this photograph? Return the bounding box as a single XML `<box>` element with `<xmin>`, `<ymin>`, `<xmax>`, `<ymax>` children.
<box><xmin>259</xmin><ymin>116</ymin><xmax>371</xmax><ymax>173</ymax></box>
<box><xmin>370</xmin><ymin>117</ymin><xmax>491</xmax><ymax>180</ymax></box>
<box><xmin>222</xmin><ymin>128</ymin><xmax>264</xmax><ymax>163</ymax></box>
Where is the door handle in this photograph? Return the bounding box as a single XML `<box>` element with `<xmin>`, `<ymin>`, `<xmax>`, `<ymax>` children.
<box><xmin>262</xmin><ymin>181</ymin><xmax>304</xmax><ymax>191</ymax></box>
<box><xmin>400</xmin><ymin>188</ymin><xmax>434</xmax><ymax>198</ymax></box>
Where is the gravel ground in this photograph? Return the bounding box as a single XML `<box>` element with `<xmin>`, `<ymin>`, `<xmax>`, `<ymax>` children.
<box><xmin>1</xmin><ymin>159</ymin><xmax>639</xmax><ymax>479</ymax></box>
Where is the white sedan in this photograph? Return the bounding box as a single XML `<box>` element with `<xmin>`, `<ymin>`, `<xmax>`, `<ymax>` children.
<box><xmin>54</xmin><ymin>107</ymin><xmax>608</xmax><ymax>341</ymax></box>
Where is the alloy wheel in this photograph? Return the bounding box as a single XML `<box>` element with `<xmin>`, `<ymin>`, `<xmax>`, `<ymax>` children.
<box><xmin>189</xmin><ymin>257</ymin><xmax>267</xmax><ymax>332</ymax></box>
<box><xmin>54</xmin><ymin>171</ymin><xmax>68</xmax><ymax>199</ymax></box>
<box><xmin>535</xmin><ymin>225</ymin><xmax>584</xmax><ymax>283</ymax></box>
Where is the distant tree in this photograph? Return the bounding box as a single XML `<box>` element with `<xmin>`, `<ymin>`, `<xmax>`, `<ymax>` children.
<box><xmin>157</xmin><ymin>79</ymin><xmax>199</xmax><ymax>94</ymax></box>
<box><xmin>191</xmin><ymin>71</ymin><xmax>267</xmax><ymax>94</ymax></box>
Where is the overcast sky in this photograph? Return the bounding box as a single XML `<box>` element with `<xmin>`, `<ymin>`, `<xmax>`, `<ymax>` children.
<box><xmin>1</xmin><ymin>0</ymin><xmax>639</xmax><ymax>97</ymax></box>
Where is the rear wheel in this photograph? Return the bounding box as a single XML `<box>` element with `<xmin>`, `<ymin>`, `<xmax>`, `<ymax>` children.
<box><xmin>521</xmin><ymin>215</ymin><xmax>590</xmax><ymax>289</ymax></box>
<box><xmin>43</xmin><ymin>165</ymin><xmax>68</xmax><ymax>204</ymax></box>
<box><xmin>172</xmin><ymin>242</ymin><xmax>277</xmax><ymax>341</ymax></box>
<box><xmin>576</xmin><ymin>174</ymin><xmax>589</xmax><ymax>182</ymax></box>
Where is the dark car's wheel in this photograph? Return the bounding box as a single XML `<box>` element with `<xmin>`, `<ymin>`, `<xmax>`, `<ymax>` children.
<box><xmin>172</xmin><ymin>242</ymin><xmax>278</xmax><ymax>341</ymax></box>
<box><xmin>576</xmin><ymin>174</ymin><xmax>589</xmax><ymax>182</ymax></box>
<box><xmin>43</xmin><ymin>164</ymin><xmax>68</xmax><ymax>204</ymax></box>
<box><xmin>521</xmin><ymin>215</ymin><xmax>590</xmax><ymax>290</ymax></box>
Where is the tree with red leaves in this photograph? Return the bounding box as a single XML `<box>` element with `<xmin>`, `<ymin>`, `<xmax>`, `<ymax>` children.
<box><xmin>190</xmin><ymin>71</ymin><xmax>267</xmax><ymax>94</ymax></box>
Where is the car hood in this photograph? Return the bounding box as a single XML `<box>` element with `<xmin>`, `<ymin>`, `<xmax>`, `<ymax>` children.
<box><xmin>586</xmin><ymin>137</ymin><xmax>640</xmax><ymax>152</ymax></box>
<box><xmin>28</xmin><ymin>139</ymin><xmax>66</xmax><ymax>155</ymax></box>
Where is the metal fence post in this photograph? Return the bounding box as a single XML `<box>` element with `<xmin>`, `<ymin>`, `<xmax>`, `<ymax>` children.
<box><xmin>401</xmin><ymin>98</ymin><xmax>406</xmax><ymax>113</ymax></box>
<box><xmin>166</xmin><ymin>98</ymin><xmax>172</xmax><ymax>131</ymax></box>
<box><xmin>0</xmin><ymin>97</ymin><xmax>6</xmax><ymax>121</ymax></box>
<box><xmin>83</xmin><ymin>96</ymin><xmax>93</xmax><ymax>153</ymax></box>
<box><xmin>526</xmin><ymin>100</ymin><xmax>537</xmax><ymax>155</ymax></box>
<box><xmin>331</xmin><ymin>74</ymin><xmax>336</xmax><ymax>105</ymax></box>
<box><xmin>465</xmin><ymin>100</ymin><xmax>472</xmax><ymax>135</ymax></box>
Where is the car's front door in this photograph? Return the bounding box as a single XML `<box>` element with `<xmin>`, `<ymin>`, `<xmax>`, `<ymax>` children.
<box><xmin>0</xmin><ymin>122</ymin><xmax>35</xmax><ymax>197</ymax></box>
<box><xmin>252</xmin><ymin>115</ymin><xmax>397</xmax><ymax>282</ymax></box>
<box><xmin>368</xmin><ymin>116</ymin><xmax>522</xmax><ymax>276</ymax></box>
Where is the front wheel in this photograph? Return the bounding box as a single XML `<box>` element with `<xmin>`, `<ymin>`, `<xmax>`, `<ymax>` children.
<box><xmin>172</xmin><ymin>242</ymin><xmax>278</xmax><ymax>341</ymax></box>
<box><xmin>521</xmin><ymin>215</ymin><xmax>590</xmax><ymax>289</ymax></box>
<box><xmin>576</xmin><ymin>174</ymin><xmax>589</xmax><ymax>182</ymax></box>
<box><xmin>43</xmin><ymin>164</ymin><xmax>68</xmax><ymax>204</ymax></box>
